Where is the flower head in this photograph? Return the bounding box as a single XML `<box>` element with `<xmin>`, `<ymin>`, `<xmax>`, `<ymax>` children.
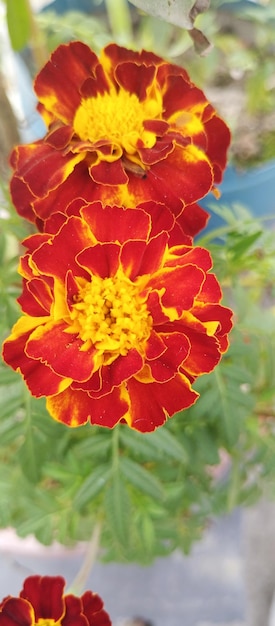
<box><xmin>0</xmin><ymin>575</ymin><xmax>111</xmax><ymax>626</ymax></box>
<box><xmin>2</xmin><ymin>203</ymin><xmax>232</xmax><ymax>432</ymax></box>
<box><xmin>10</xmin><ymin>42</ymin><xmax>230</xmax><ymax>233</ymax></box>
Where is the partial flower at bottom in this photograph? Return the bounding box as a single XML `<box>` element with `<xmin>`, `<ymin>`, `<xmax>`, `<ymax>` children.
<box><xmin>2</xmin><ymin>203</ymin><xmax>233</xmax><ymax>432</ymax></box>
<box><xmin>10</xmin><ymin>41</ymin><xmax>230</xmax><ymax>233</ymax></box>
<box><xmin>0</xmin><ymin>575</ymin><xmax>111</xmax><ymax>626</ymax></box>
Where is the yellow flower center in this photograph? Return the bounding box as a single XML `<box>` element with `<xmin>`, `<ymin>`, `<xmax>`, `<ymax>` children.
<box><xmin>73</xmin><ymin>87</ymin><xmax>162</xmax><ymax>160</ymax></box>
<box><xmin>34</xmin><ymin>617</ymin><xmax>61</xmax><ymax>626</ymax></box>
<box><xmin>70</xmin><ymin>270</ymin><xmax>152</xmax><ymax>365</ymax></box>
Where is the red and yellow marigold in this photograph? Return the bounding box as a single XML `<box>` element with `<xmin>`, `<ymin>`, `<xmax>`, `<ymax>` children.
<box><xmin>2</xmin><ymin>203</ymin><xmax>233</xmax><ymax>432</ymax></box>
<box><xmin>0</xmin><ymin>575</ymin><xmax>111</xmax><ymax>626</ymax></box>
<box><xmin>10</xmin><ymin>41</ymin><xmax>230</xmax><ymax>233</ymax></box>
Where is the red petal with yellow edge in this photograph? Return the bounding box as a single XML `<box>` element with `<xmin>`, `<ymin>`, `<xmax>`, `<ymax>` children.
<box><xmin>62</xmin><ymin>596</ymin><xmax>87</xmax><ymax>626</ymax></box>
<box><xmin>165</xmin><ymin>245</ymin><xmax>212</xmax><ymax>272</ymax></box>
<box><xmin>192</xmin><ymin>303</ymin><xmax>233</xmax><ymax>339</ymax></box>
<box><xmin>148</xmin><ymin>332</ymin><xmax>190</xmax><ymax>382</ymax></box>
<box><xmin>33</xmin><ymin>161</ymin><xmax>99</xmax><ymax>226</ymax></box>
<box><xmin>195</xmin><ymin>273</ymin><xmax>222</xmax><ymax>304</ymax></box>
<box><xmin>0</xmin><ymin>597</ymin><xmax>33</xmax><ymax>626</ymax></box>
<box><xmin>9</xmin><ymin>172</ymin><xmax>37</xmax><ymax>225</ymax></box>
<box><xmin>81</xmin><ymin>590</ymin><xmax>112</xmax><ymax>626</ymax></box>
<box><xmin>108</xmin><ymin>349</ymin><xmax>144</xmax><ymax>388</ymax></box>
<box><xmin>102</xmin><ymin>43</ymin><xmax>163</xmax><ymax>77</ymax></box>
<box><xmin>180</xmin><ymin>329</ymin><xmax>222</xmax><ymax>376</ymax></box>
<box><xmin>169</xmin><ymin>204</ymin><xmax>209</xmax><ymax>245</ymax></box>
<box><xmin>72</xmin><ymin>350</ymin><xmax>144</xmax><ymax>394</ymax></box>
<box><xmin>26</xmin><ymin>321</ymin><xmax>97</xmax><ymax>383</ymax></box>
<box><xmin>115</xmin><ymin>62</ymin><xmax>156</xmax><ymax>100</ymax></box>
<box><xmin>77</xmin><ymin>242</ymin><xmax>120</xmax><ymax>279</ymax></box>
<box><xmin>34</xmin><ymin>42</ymin><xmax>99</xmax><ymax>123</ymax></box>
<box><xmin>144</xmin><ymin>330</ymin><xmax>166</xmax><ymax>360</ymax></box>
<box><xmin>137</xmin><ymin>137</ymin><xmax>174</xmax><ymax>166</ymax></box>
<box><xmin>204</xmin><ymin>115</ymin><xmax>231</xmax><ymax>183</ymax></box>
<box><xmin>127</xmin><ymin>373</ymin><xmax>199</xmax><ymax>432</ymax></box>
<box><xmin>162</xmin><ymin>71</ymin><xmax>205</xmax><ymax>119</ymax></box>
<box><xmin>149</xmin><ymin>264</ymin><xmax>204</xmax><ymax>314</ymax></box>
<box><xmin>80</xmin><ymin>202</ymin><xmax>150</xmax><ymax>244</ymax></box>
<box><xmin>138</xmin><ymin>201</ymin><xmax>175</xmax><ymax>239</ymax></box>
<box><xmin>11</xmin><ymin>143</ymin><xmax>84</xmax><ymax>199</ymax></box>
<box><xmin>3</xmin><ymin>330</ymin><xmax>71</xmax><ymax>398</ymax></box>
<box><xmin>21</xmin><ymin>232</ymin><xmax>49</xmax><ymax>255</ymax></box>
<box><xmin>137</xmin><ymin>232</ymin><xmax>169</xmax><ymax>276</ymax></box>
<box><xmin>21</xmin><ymin>576</ymin><xmax>65</xmax><ymax>621</ymax></box>
<box><xmin>120</xmin><ymin>233</ymin><xmax>168</xmax><ymax>281</ymax></box>
<box><xmin>89</xmin><ymin>158</ymin><xmax>128</xmax><ymax>185</ymax></box>
<box><xmin>147</xmin><ymin>290</ymin><xmax>170</xmax><ymax>326</ymax></box>
<box><xmin>18</xmin><ymin>278</ymin><xmax>52</xmax><ymax>316</ymax></box>
<box><xmin>47</xmin><ymin>124</ymin><xmax>74</xmax><ymax>149</ymax></box>
<box><xmin>32</xmin><ymin>216</ymin><xmax>91</xmax><ymax>280</ymax></box>
<box><xmin>47</xmin><ymin>385</ymin><xmax>129</xmax><ymax>428</ymax></box>
<box><xmin>148</xmin><ymin>144</ymin><xmax>214</xmax><ymax>204</ymax></box>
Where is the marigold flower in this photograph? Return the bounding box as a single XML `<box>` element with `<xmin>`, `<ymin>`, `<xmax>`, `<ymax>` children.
<box><xmin>0</xmin><ymin>575</ymin><xmax>111</xmax><ymax>626</ymax></box>
<box><xmin>2</xmin><ymin>203</ymin><xmax>232</xmax><ymax>432</ymax></box>
<box><xmin>10</xmin><ymin>42</ymin><xmax>230</xmax><ymax>233</ymax></box>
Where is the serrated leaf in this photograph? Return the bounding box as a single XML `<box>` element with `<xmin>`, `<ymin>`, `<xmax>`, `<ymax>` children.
<box><xmin>104</xmin><ymin>471</ymin><xmax>130</xmax><ymax>547</ymax></box>
<box><xmin>73</xmin><ymin>464</ymin><xmax>112</xmax><ymax>509</ymax></box>
<box><xmin>73</xmin><ymin>433</ymin><xmax>112</xmax><ymax>459</ymax></box>
<box><xmin>146</xmin><ymin>426</ymin><xmax>188</xmax><ymax>463</ymax></box>
<box><xmin>6</xmin><ymin>0</ymin><xmax>31</xmax><ymax>51</ymax></box>
<box><xmin>120</xmin><ymin>424</ymin><xmax>188</xmax><ymax>463</ymax></box>
<box><xmin>120</xmin><ymin>456</ymin><xmax>164</xmax><ymax>501</ymax></box>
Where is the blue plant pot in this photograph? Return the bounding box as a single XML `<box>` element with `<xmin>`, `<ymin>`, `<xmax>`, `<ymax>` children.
<box><xmin>199</xmin><ymin>160</ymin><xmax>275</xmax><ymax>234</ymax></box>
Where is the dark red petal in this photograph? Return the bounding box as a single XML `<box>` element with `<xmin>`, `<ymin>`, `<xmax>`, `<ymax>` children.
<box><xmin>77</xmin><ymin>243</ymin><xmax>120</xmax><ymax>278</ymax></box>
<box><xmin>81</xmin><ymin>590</ymin><xmax>112</xmax><ymax>626</ymax></box>
<box><xmin>127</xmin><ymin>374</ymin><xmax>198</xmax><ymax>432</ymax></box>
<box><xmin>11</xmin><ymin>142</ymin><xmax>84</xmax><ymax>199</ymax></box>
<box><xmin>18</xmin><ymin>278</ymin><xmax>53</xmax><ymax>316</ymax></box>
<box><xmin>89</xmin><ymin>159</ymin><xmax>128</xmax><ymax>185</ymax></box>
<box><xmin>62</xmin><ymin>596</ymin><xmax>88</xmax><ymax>626</ymax></box>
<box><xmin>149</xmin><ymin>264</ymin><xmax>205</xmax><ymax>314</ymax></box>
<box><xmin>2</xmin><ymin>331</ymin><xmax>69</xmax><ymax>398</ymax></box>
<box><xmin>47</xmin><ymin>385</ymin><xmax>129</xmax><ymax>428</ymax></box>
<box><xmin>26</xmin><ymin>322</ymin><xmax>97</xmax><ymax>383</ymax></box>
<box><xmin>114</xmin><ymin>61</ymin><xmax>156</xmax><ymax>100</ymax></box>
<box><xmin>20</xmin><ymin>576</ymin><xmax>65</xmax><ymax>621</ymax></box>
<box><xmin>148</xmin><ymin>331</ymin><xmax>190</xmax><ymax>382</ymax></box>
<box><xmin>81</xmin><ymin>202</ymin><xmax>150</xmax><ymax>243</ymax></box>
<box><xmin>0</xmin><ymin>598</ymin><xmax>33</xmax><ymax>626</ymax></box>
<box><xmin>32</xmin><ymin>216</ymin><xmax>91</xmax><ymax>281</ymax></box>
<box><xmin>34</xmin><ymin>42</ymin><xmax>98</xmax><ymax>123</ymax></box>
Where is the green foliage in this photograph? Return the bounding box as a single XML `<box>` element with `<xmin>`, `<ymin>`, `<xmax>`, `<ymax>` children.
<box><xmin>1</xmin><ymin>188</ymin><xmax>275</xmax><ymax>563</ymax></box>
<box><xmin>5</xmin><ymin>0</ymin><xmax>31</xmax><ymax>51</ymax></box>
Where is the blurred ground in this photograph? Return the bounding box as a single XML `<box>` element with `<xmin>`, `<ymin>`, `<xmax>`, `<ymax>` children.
<box><xmin>0</xmin><ymin>509</ymin><xmax>245</xmax><ymax>626</ymax></box>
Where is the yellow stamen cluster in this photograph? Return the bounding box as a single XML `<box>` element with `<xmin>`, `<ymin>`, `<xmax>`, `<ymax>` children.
<box><xmin>34</xmin><ymin>617</ymin><xmax>61</xmax><ymax>626</ymax></box>
<box><xmin>70</xmin><ymin>270</ymin><xmax>152</xmax><ymax>364</ymax></box>
<box><xmin>73</xmin><ymin>87</ymin><xmax>162</xmax><ymax>159</ymax></box>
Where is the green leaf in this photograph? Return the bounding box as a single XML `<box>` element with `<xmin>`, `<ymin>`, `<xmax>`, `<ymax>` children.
<box><xmin>146</xmin><ymin>426</ymin><xmax>189</xmax><ymax>463</ymax></box>
<box><xmin>119</xmin><ymin>424</ymin><xmax>188</xmax><ymax>463</ymax></box>
<box><xmin>73</xmin><ymin>464</ymin><xmax>112</xmax><ymax>509</ymax></box>
<box><xmin>104</xmin><ymin>471</ymin><xmax>130</xmax><ymax>547</ymax></box>
<box><xmin>120</xmin><ymin>456</ymin><xmax>164</xmax><ymax>501</ymax></box>
<box><xmin>128</xmin><ymin>0</ymin><xmax>195</xmax><ymax>29</ymax></box>
<box><xmin>5</xmin><ymin>0</ymin><xmax>31</xmax><ymax>51</ymax></box>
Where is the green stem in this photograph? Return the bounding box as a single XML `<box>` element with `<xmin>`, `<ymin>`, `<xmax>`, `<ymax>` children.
<box><xmin>105</xmin><ymin>0</ymin><xmax>133</xmax><ymax>45</ymax></box>
<box><xmin>68</xmin><ymin>520</ymin><xmax>102</xmax><ymax>595</ymax></box>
